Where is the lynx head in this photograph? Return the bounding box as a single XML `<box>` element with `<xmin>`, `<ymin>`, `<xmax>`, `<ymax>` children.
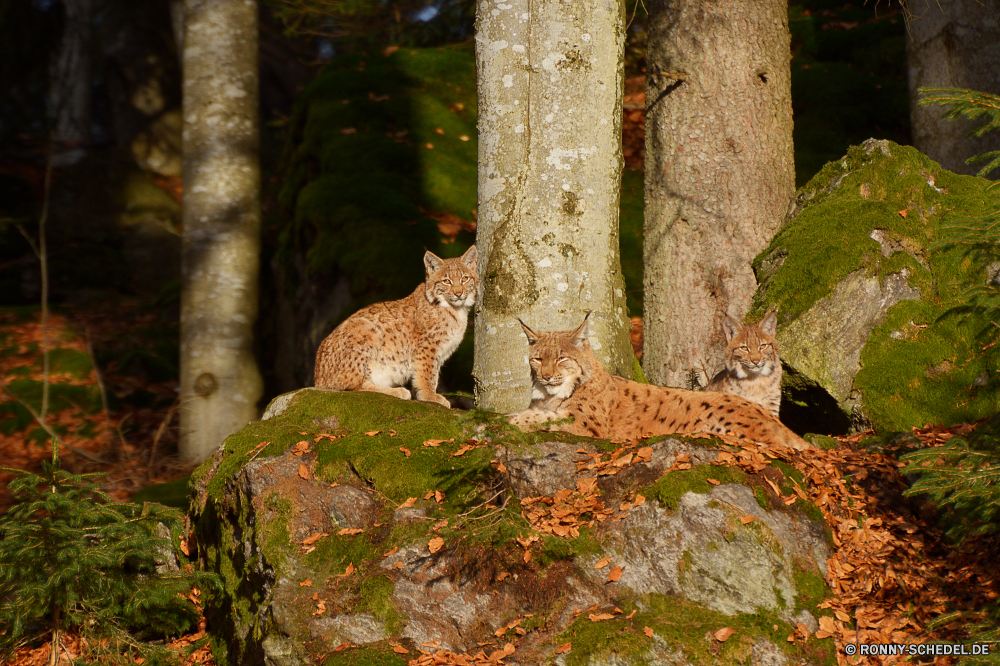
<box><xmin>721</xmin><ymin>311</ymin><xmax>779</xmax><ymax>379</ymax></box>
<box><xmin>424</xmin><ymin>245</ymin><xmax>478</xmax><ymax>309</ymax></box>
<box><xmin>519</xmin><ymin>315</ymin><xmax>594</xmax><ymax>400</ymax></box>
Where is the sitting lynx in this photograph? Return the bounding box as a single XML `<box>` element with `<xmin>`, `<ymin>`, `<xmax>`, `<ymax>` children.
<box><xmin>313</xmin><ymin>246</ymin><xmax>477</xmax><ymax>408</ymax></box>
<box><xmin>704</xmin><ymin>312</ymin><xmax>782</xmax><ymax>418</ymax></box>
<box><xmin>509</xmin><ymin>316</ymin><xmax>811</xmax><ymax>450</ymax></box>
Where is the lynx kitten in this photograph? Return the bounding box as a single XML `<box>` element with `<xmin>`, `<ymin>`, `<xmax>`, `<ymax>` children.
<box><xmin>509</xmin><ymin>316</ymin><xmax>810</xmax><ymax>450</ymax></box>
<box><xmin>705</xmin><ymin>312</ymin><xmax>781</xmax><ymax>418</ymax></box>
<box><xmin>313</xmin><ymin>246</ymin><xmax>478</xmax><ymax>408</ymax></box>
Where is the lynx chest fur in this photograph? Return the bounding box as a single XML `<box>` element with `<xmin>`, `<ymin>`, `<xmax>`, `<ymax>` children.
<box><xmin>313</xmin><ymin>246</ymin><xmax>477</xmax><ymax>408</ymax></box>
<box><xmin>705</xmin><ymin>312</ymin><xmax>782</xmax><ymax>418</ymax></box>
<box><xmin>510</xmin><ymin>317</ymin><xmax>810</xmax><ymax>451</ymax></box>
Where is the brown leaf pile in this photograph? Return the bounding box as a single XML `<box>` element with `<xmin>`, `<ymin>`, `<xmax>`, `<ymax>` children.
<box><xmin>716</xmin><ymin>428</ymin><xmax>999</xmax><ymax>665</ymax></box>
<box><xmin>407</xmin><ymin>641</ymin><xmax>516</xmax><ymax>666</ymax></box>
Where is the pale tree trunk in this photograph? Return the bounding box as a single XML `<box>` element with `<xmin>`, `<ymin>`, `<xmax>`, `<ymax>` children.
<box><xmin>906</xmin><ymin>0</ymin><xmax>1000</xmax><ymax>177</ymax></box>
<box><xmin>642</xmin><ymin>0</ymin><xmax>794</xmax><ymax>389</ymax></box>
<box><xmin>48</xmin><ymin>0</ymin><xmax>94</xmax><ymax>159</ymax></box>
<box><xmin>473</xmin><ymin>0</ymin><xmax>633</xmax><ymax>414</ymax></box>
<box><xmin>179</xmin><ymin>0</ymin><xmax>263</xmax><ymax>463</ymax></box>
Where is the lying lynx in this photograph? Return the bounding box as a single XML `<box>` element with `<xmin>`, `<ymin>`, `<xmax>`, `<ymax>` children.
<box><xmin>705</xmin><ymin>312</ymin><xmax>782</xmax><ymax>418</ymax></box>
<box><xmin>509</xmin><ymin>316</ymin><xmax>811</xmax><ymax>450</ymax></box>
<box><xmin>313</xmin><ymin>246</ymin><xmax>477</xmax><ymax>408</ymax></box>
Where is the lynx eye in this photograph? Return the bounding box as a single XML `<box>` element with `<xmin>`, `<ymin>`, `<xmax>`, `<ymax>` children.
<box><xmin>442</xmin><ymin>278</ymin><xmax>452</xmax><ymax>285</ymax></box>
<box><xmin>461</xmin><ymin>276</ymin><xmax>470</xmax><ymax>283</ymax></box>
<box><xmin>760</xmin><ymin>343</ymin><xmax>769</xmax><ymax>350</ymax></box>
<box><xmin>739</xmin><ymin>345</ymin><xmax>749</xmax><ymax>352</ymax></box>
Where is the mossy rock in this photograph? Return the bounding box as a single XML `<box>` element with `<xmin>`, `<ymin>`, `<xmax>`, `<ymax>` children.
<box><xmin>750</xmin><ymin>139</ymin><xmax>999</xmax><ymax>433</ymax></box>
<box><xmin>191</xmin><ymin>390</ymin><xmax>833</xmax><ymax>666</ymax></box>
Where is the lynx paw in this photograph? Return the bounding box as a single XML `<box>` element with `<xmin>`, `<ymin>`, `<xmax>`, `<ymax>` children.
<box><xmin>418</xmin><ymin>393</ymin><xmax>452</xmax><ymax>408</ymax></box>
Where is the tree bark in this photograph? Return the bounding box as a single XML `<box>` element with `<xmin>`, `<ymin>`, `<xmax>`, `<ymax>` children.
<box><xmin>906</xmin><ymin>0</ymin><xmax>1000</xmax><ymax>177</ymax></box>
<box><xmin>473</xmin><ymin>0</ymin><xmax>633</xmax><ymax>414</ymax></box>
<box><xmin>642</xmin><ymin>0</ymin><xmax>794</xmax><ymax>389</ymax></box>
<box><xmin>48</xmin><ymin>0</ymin><xmax>94</xmax><ymax>158</ymax></box>
<box><xmin>179</xmin><ymin>0</ymin><xmax>263</xmax><ymax>463</ymax></box>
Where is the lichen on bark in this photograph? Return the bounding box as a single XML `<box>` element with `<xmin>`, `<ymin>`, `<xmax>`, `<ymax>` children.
<box><xmin>474</xmin><ymin>0</ymin><xmax>633</xmax><ymax>414</ymax></box>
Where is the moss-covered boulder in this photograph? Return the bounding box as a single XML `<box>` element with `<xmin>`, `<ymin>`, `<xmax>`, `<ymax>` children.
<box><xmin>749</xmin><ymin>139</ymin><xmax>999</xmax><ymax>434</ymax></box>
<box><xmin>191</xmin><ymin>390</ymin><xmax>835</xmax><ymax>666</ymax></box>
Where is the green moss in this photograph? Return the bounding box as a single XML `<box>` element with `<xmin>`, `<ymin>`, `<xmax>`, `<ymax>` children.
<box><xmin>641</xmin><ymin>465</ymin><xmax>747</xmax><ymax>512</ymax></box>
<box><xmin>804</xmin><ymin>434</ymin><xmax>840</xmax><ymax>451</ymax></box>
<box><xmin>792</xmin><ymin>560</ymin><xmax>831</xmax><ymax>616</ymax></box>
<box><xmin>132</xmin><ymin>475</ymin><xmax>192</xmax><ymax>510</ymax></box>
<box><xmin>855</xmin><ymin>298</ymin><xmax>996</xmax><ymax>431</ymax></box>
<box><xmin>356</xmin><ymin>575</ymin><xmax>404</xmax><ymax>635</ymax></box>
<box><xmin>537</xmin><ymin>527</ymin><xmax>602</xmax><ymax>568</ymax></box>
<box><xmin>36</xmin><ymin>348</ymin><xmax>93</xmax><ymax>379</ymax></box>
<box><xmin>554</xmin><ymin>593</ymin><xmax>835</xmax><ymax>666</ymax></box>
<box><xmin>319</xmin><ymin>643</ymin><xmax>409</xmax><ymax>666</ymax></box>
<box><xmin>260</xmin><ymin>492</ymin><xmax>295</xmax><ymax>576</ymax></box>
<box><xmin>631</xmin><ymin>356</ymin><xmax>648</xmax><ymax>384</ymax></box>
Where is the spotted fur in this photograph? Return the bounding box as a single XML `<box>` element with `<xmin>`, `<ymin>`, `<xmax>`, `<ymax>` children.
<box><xmin>509</xmin><ymin>316</ymin><xmax>810</xmax><ymax>450</ymax></box>
<box><xmin>705</xmin><ymin>312</ymin><xmax>782</xmax><ymax>418</ymax></box>
<box><xmin>313</xmin><ymin>246</ymin><xmax>477</xmax><ymax>408</ymax></box>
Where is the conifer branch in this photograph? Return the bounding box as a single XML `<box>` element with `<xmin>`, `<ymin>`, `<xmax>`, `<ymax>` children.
<box><xmin>919</xmin><ymin>87</ymin><xmax>1000</xmax><ymax>180</ymax></box>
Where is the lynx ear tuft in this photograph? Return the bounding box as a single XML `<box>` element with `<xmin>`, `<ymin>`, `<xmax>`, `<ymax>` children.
<box><xmin>519</xmin><ymin>319</ymin><xmax>540</xmax><ymax>344</ymax></box>
<box><xmin>721</xmin><ymin>316</ymin><xmax>741</xmax><ymax>342</ymax></box>
<box><xmin>760</xmin><ymin>311</ymin><xmax>777</xmax><ymax>337</ymax></box>
<box><xmin>461</xmin><ymin>245</ymin><xmax>478</xmax><ymax>270</ymax></box>
<box><xmin>424</xmin><ymin>251</ymin><xmax>445</xmax><ymax>275</ymax></box>
<box><xmin>570</xmin><ymin>314</ymin><xmax>591</xmax><ymax>348</ymax></box>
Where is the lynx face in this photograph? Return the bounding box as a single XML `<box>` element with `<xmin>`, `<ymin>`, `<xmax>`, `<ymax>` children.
<box><xmin>520</xmin><ymin>319</ymin><xmax>590</xmax><ymax>400</ymax></box>
<box><xmin>722</xmin><ymin>311</ymin><xmax>779</xmax><ymax>379</ymax></box>
<box><xmin>424</xmin><ymin>247</ymin><xmax>478</xmax><ymax>309</ymax></box>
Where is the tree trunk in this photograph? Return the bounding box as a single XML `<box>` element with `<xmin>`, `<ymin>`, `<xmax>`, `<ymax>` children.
<box><xmin>642</xmin><ymin>0</ymin><xmax>794</xmax><ymax>389</ymax></box>
<box><xmin>473</xmin><ymin>0</ymin><xmax>633</xmax><ymax>414</ymax></box>
<box><xmin>906</xmin><ymin>0</ymin><xmax>1000</xmax><ymax>177</ymax></box>
<box><xmin>179</xmin><ymin>0</ymin><xmax>263</xmax><ymax>463</ymax></box>
<box><xmin>48</xmin><ymin>0</ymin><xmax>94</xmax><ymax>159</ymax></box>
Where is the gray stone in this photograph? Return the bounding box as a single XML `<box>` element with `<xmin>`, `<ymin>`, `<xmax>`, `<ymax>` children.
<box><xmin>310</xmin><ymin>614</ymin><xmax>387</xmax><ymax>644</ymax></box>
<box><xmin>261</xmin><ymin>634</ymin><xmax>304</xmax><ymax>666</ymax></box>
<box><xmin>585</xmin><ymin>484</ymin><xmax>829</xmax><ymax>620</ymax></box>
<box><xmin>779</xmin><ymin>269</ymin><xmax>920</xmax><ymax>404</ymax></box>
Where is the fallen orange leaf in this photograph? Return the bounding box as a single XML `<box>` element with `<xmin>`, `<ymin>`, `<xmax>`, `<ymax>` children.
<box><xmin>428</xmin><ymin>536</ymin><xmax>445</xmax><ymax>553</ymax></box>
<box><xmin>644</xmin><ymin>626</ymin><xmax>654</xmax><ymax>638</ymax></box>
<box><xmin>740</xmin><ymin>515</ymin><xmax>754</xmax><ymax>525</ymax></box>
<box><xmin>606</xmin><ymin>566</ymin><xmax>623</xmax><ymax>582</ymax></box>
<box><xmin>399</xmin><ymin>446</ymin><xmax>411</xmax><ymax>457</ymax></box>
<box><xmin>298</xmin><ymin>464</ymin><xmax>309</xmax><ymax>480</ymax></box>
<box><xmin>555</xmin><ymin>642</ymin><xmax>571</xmax><ymax>654</ymax></box>
<box><xmin>594</xmin><ymin>557</ymin><xmax>611</xmax><ymax>569</ymax></box>
<box><xmin>714</xmin><ymin>627</ymin><xmax>736</xmax><ymax>642</ymax></box>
